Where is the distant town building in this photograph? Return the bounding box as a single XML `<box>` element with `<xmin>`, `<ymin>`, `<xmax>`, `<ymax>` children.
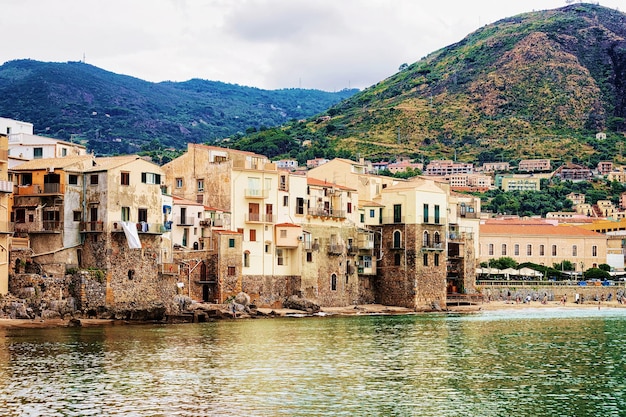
<box><xmin>482</xmin><ymin>162</ymin><xmax>510</xmax><ymax>172</ymax></box>
<box><xmin>387</xmin><ymin>157</ymin><xmax>423</xmax><ymax>174</ymax></box>
<box><xmin>597</xmin><ymin>161</ymin><xmax>613</xmax><ymax>175</ymax></box>
<box><xmin>518</xmin><ymin>159</ymin><xmax>551</xmax><ymax>172</ymax></box>
<box><xmin>552</xmin><ymin>163</ymin><xmax>593</xmax><ymax>182</ymax></box>
<box><xmin>424</xmin><ymin>160</ymin><xmax>473</xmax><ymax>176</ymax></box>
<box><xmin>0</xmin><ymin>117</ymin><xmax>33</xmax><ymax>136</ymax></box>
<box><xmin>497</xmin><ymin>174</ymin><xmax>541</xmax><ymax>191</ymax></box>
<box><xmin>566</xmin><ymin>192</ymin><xmax>586</xmax><ymax>206</ymax></box>
<box><xmin>607</xmin><ymin>166</ymin><xmax>626</xmax><ymax>183</ymax></box>
<box><xmin>306</xmin><ymin>158</ymin><xmax>329</xmax><ymax>168</ymax></box>
<box><xmin>274</xmin><ymin>159</ymin><xmax>298</xmax><ymax>170</ymax></box>
<box><xmin>596</xmin><ymin>132</ymin><xmax>607</xmax><ymax>140</ymax></box>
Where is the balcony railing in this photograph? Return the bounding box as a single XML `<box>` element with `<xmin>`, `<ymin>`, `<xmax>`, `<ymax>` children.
<box><xmin>308</xmin><ymin>208</ymin><xmax>346</xmax><ymax>219</ymax></box>
<box><xmin>81</xmin><ymin>221</ymin><xmax>104</xmax><ymax>232</ymax></box>
<box><xmin>382</xmin><ymin>216</ymin><xmax>405</xmax><ymax>224</ymax></box>
<box><xmin>0</xmin><ymin>180</ymin><xmax>13</xmax><ymax>193</ymax></box>
<box><xmin>14</xmin><ymin>184</ymin><xmax>64</xmax><ymax>195</ymax></box>
<box><xmin>42</xmin><ymin>220</ymin><xmax>63</xmax><ymax>232</ymax></box>
<box><xmin>245</xmin><ymin>213</ymin><xmax>275</xmax><ymax>223</ymax></box>
<box><xmin>244</xmin><ymin>188</ymin><xmax>269</xmax><ymax>198</ymax></box>
<box><xmin>175</xmin><ymin>216</ymin><xmax>194</xmax><ymax>226</ymax></box>
<box><xmin>422</xmin><ymin>242</ymin><xmax>445</xmax><ymax>250</ymax></box>
<box><xmin>327</xmin><ymin>244</ymin><xmax>344</xmax><ymax>255</ymax></box>
<box><xmin>111</xmin><ymin>221</ymin><xmax>165</xmax><ymax>234</ymax></box>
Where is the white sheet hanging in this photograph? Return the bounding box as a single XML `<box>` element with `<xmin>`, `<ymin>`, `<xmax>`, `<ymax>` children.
<box><xmin>121</xmin><ymin>222</ymin><xmax>142</xmax><ymax>249</ymax></box>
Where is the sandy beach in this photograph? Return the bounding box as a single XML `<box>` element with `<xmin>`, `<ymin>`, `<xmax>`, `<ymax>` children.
<box><xmin>0</xmin><ymin>300</ymin><xmax>623</xmax><ymax>329</ymax></box>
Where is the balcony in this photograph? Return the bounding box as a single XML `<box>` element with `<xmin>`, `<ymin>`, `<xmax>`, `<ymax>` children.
<box><xmin>81</xmin><ymin>221</ymin><xmax>104</xmax><ymax>232</ymax></box>
<box><xmin>245</xmin><ymin>213</ymin><xmax>275</xmax><ymax>223</ymax></box>
<box><xmin>422</xmin><ymin>242</ymin><xmax>445</xmax><ymax>251</ymax></box>
<box><xmin>42</xmin><ymin>220</ymin><xmax>63</xmax><ymax>232</ymax></box>
<box><xmin>382</xmin><ymin>216</ymin><xmax>405</xmax><ymax>224</ymax></box>
<box><xmin>347</xmin><ymin>245</ymin><xmax>358</xmax><ymax>255</ymax></box>
<box><xmin>0</xmin><ymin>180</ymin><xmax>13</xmax><ymax>193</ymax></box>
<box><xmin>176</xmin><ymin>216</ymin><xmax>194</xmax><ymax>226</ymax></box>
<box><xmin>111</xmin><ymin>221</ymin><xmax>165</xmax><ymax>234</ymax></box>
<box><xmin>15</xmin><ymin>184</ymin><xmax>64</xmax><ymax>196</ymax></box>
<box><xmin>327</xmin><ymin>244</ymin><xmax>344</xmax><ymax>255</ymax></box>
<box><xmin>308</xmin><ymin>208</ymin><xmax>346</xmax><ymax>219</ymax></box>
<box><xmin>244</xmin><ymin>188</ymin><xmax>269</xmax><ymax>199</ymax></box>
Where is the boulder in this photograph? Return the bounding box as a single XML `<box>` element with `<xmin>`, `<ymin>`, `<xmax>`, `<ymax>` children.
<box><xmin>282</xmin><ymin>295</ymin><xmax>320</xmax><ymax>313</ymax></box>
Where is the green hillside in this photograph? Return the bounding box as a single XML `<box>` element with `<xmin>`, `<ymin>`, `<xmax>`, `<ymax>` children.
<box><xmin>235</xmin><ymin>3</ymin><xmax>626</xmax><ymax>166</ymax></box>
<box><xmin>0</xmin><ymin>59</ymin><xmax>357</xmax><ymax>155</ymax></box>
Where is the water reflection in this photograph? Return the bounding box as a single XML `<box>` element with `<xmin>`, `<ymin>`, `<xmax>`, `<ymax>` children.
<box><xmin>0</xmin><ymin>309</ymin><xmax>625</xmax><ymax>416</ymax></box>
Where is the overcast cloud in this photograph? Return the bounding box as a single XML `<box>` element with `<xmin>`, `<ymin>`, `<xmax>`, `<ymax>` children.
<box><xmin>2</xmin><ymin>0</ymin><xmax>623</xmax><ymax>91</ymax></box>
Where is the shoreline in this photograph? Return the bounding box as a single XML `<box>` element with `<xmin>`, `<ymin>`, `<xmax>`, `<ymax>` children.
<box><xmin>0</xmin><ymin>300</ymin><xmax>623</xmax><ymax>329</ymax></box>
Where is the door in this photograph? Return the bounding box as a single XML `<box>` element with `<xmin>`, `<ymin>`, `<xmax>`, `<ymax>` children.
<box><xmin>249</xmin><ymin>203</ymin><xmax>260</xmax><ymax>222</ymax></box>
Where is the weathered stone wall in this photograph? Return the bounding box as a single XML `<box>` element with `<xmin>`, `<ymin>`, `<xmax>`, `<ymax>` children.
<box><xmin>299</xmin><ymin>224</ymin><xmax>360</xmax><ymax>307</ymax></box>
<box><xmin>357</xmin><ymin>275</ymin><xmax>376</xmax><ymax>304</ymax></box>
<box><xmin>484</xmin><ymin>285</ymin><xmax>626</xmax><ymax>304</ymax></box>
<box><xmin>216</xmin><ymin>232</ymin><xmax>243</xmax><ymax>302</ymax></box>
<box><xmin>378</xmin><ymin>224</ymin><xmax>415</xmax><ymax>308</ymax></box>
<box><xmin>242</xmin><ymin>274</ymin><xmax>301</xmax><ymax>308</ymax></box>
<box><xmin>9</xmin><ymin>273</ymin><xmax>72</xmax><ymax>301</ymax></box>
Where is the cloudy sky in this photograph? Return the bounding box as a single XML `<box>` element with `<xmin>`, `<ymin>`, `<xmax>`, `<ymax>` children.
<box><xmin>3</xmin><ymin>0</ymin><xmax>623</xmax><ymax>91</ymax></box>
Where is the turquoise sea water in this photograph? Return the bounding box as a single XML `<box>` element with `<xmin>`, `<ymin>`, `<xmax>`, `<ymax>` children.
<box><xmin>1</xmin><ymin>307</ymin><xmax>625</xmax><ymax>416</ymax></box>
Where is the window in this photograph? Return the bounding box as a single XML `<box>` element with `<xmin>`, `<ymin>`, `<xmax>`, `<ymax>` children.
<box><xmin>394</xmin><ymin>253</ymin><xmax>401</xmax><ymax>266</ymax></box>
<box><xmin>141</xmin><ymin>172</ymin><xmax>161</xmax><ymax>184</ymax></box>
<box><xmin>434</xmin><ymin>205</ymin><xmax>440</xmax><ymax>224</ymax></box>
<box><xmin>196</xmin><ymin>195</ymin><xmax>203</xmax><ymax>204</ymax></box>
<box><xmin>279</xmin><ymin>175</ymin><xmax>287</xmax><ymax>191</ymax></box>
<box><xmin>572</xmin><ymin>245</ymin><xmax>577</xmax><ymax>257</ymax></box>
<box><xmin>592</xmin><ymin>245</ymin><xmax>597</xmax><ymax>257</ymax></box>
<box><xmin>138</xmin><ymin>208</ymin><xmax>148</xmax><ymax>223</ymax></box>
<box><xmin>61</xmin><ymin>148</ymin><xmax>67</xmax><ymax>157</ymax></box>
<box><xmin>331</xmin><ymin>274</ymin><xmax>337</xmax><ymax>291</ymax></box>
<box><xmin>90</xmin><ymin>174</ymin><xmax>99</xmax><ymax>185</ymax></box>
<box><xmin>121</xmin><ymin>172</ymin><xmax>130</xmax><ymax>186</ymax></box>
<box><xmin>423</xmin><ymin>204</ymin><xmax>429</xmax><ymax>223</ymax></box>
<box><xmin>68</xmin><ymin>175</ymin><xmax>78</xmax><ymax>185</ymax></box>
<box><xmin>249</xmin><ymin>229</ymin><xmax>256</xmax><ymax>242</ymax></box>
<box><xmin>434</xmin><ymin>232</ymin><xmax>440</xmax><ymax>245</ymax></box>
<box><xmin>176</xmin><ymin>178</ymin><xmax>183</xmax><ymax>188</ymax></box>
<box><xmin>229</xmin><ymin>238</ymin><xmax>235</xmax><ymax>248</ymax></box>
<box><xmin>306</xmin><ymin>252</ymin><xmax>313</xmax><ymax>263</ymax></box>
<box><xmin>362</xmin><ymin>256</ymin><xmax>372</xmax><ymax>268</ymax></box>
<box><xmin>434</xmin><ymin>253</ymin><xmax>440</xmax><ymax>266</ymax></box>
<box><xmin>73</xmin><ymin>211</ymin><xmax>81</xmax><ymax>222</ymax></box>
<box><xmin>265</xmin><ymin>243</ymin><xmax>270</xmax><ymax>253</ymax></box>
<box><xmin>502</xmin><ymin>244</ymin><xmax>507</xmax><ymax>256</ymax></box>
<box><xmin>394</xmin><ymin>204</ymin><xmax>402</xmax><ymax>223</ymax></box>
<box><xmin>283</xmin><ymin>196</ymin><xmax>289</xmax><ymax>207</ymax></box>
<box><xmin>423</xmin><ymin>253</ymin><xmax>429</xmax><ymax>266</ymax></box>
<box><xmin>197</xmin><ymin>179</ymin><xmax>204</xmax><ymax>192</ymax></box>
<box><xmin>296</xmin><ymin>198</ymin><xmax>305</xmax><ymax>215</ymax></box>
<box><xmin>514</xmin><ymin>244</ymin><xmax>520</xmax><ymax>256</ymax></box>
<box><xmin>121</xmin><ymin>207</ymin><xmax>130</xmax><ymax>221</ymax></box>
<box><xmin>347</xmin><ymin>202</ymin><xmax>352</xmax><ymax>214</ymax></box>
<box><xmin>228</xmin><ymin>266</ymin><xmax>236</xmax><ymax>276</ymax></box>
<box><xmin>527</xmin><ymin>244</ymin><xmax>532</xmax><ymax>256</ymax></box>
<box><xmin>33</xmin><ymin>147</ymin><xmax>43</xmax><ymax>159</ymax></box>
<box><xmin>370</xmin><ymin>209</ymin><xmax>375</xmax><ymax>218</ymax></box>
<box><xmin>540</xmin><ymin>245</ymin><xmax>545</xmax><ymax>256</ymax></box>
<box><xmin>277</xmin><ymin>249</ymin><xmax>285</xmax><ymax>266</ymax></box>
<box><xmin>552</xmin><ymin>245</ymin><xmax>557</xmax><ymax>256</ymax></box>
<box><xmin>488</xmin><ymin>244</ymin><xmax>494</xmax><ymax>256</ymax></box>
<box><xmin>360</xmin><ymin>213</ymin><xmax>365</xmax><ymax>222</ymax></box>
<box><xmin>243</xmin><ymin>252</ymin><xmax>250</xmax><ymax>267</ymax></box>
<box><xmin>423</xmin><ymin>231</ymin><xmax>430</xmax><ymax>247</ymax></box>
<box><xmin>280</xmin><ymin>229</ymin><xmax>287</xmax><ymax>238</ymax></box>
<box><xmin>393</xmin><ymin>230</ymin><xmax>402</xmax><ymax>248</ymax></box>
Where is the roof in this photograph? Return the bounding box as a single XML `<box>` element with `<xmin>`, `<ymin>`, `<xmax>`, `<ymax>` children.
<box><xmin>86</xmin><ymin>155</ymin><xmax>145</xmax><ymax>172</ymax></box>
<box><xmin>11</xmin><ymin>155</ymin><xmax>94</xmax><ymax>171</ymax></box>
<box><xmin>306</xmin><ymin>177</ymin><xmax>356</xmax><ymax>191</ymax></box>
<box><xmin>275</xmin><ymin>222</ymin><xmax>301</xmax><ymax>228</ymax></box>
<box><xmin>481</xmin><ymin>224</ymin><xmax>605</xmax><ymax>237</ymax></box>
<box><xmin>382</xmin><ymin>177</ymin><xmax>445</xmax><ymax>193</ymax></box>
<box><xmin>213</xmin><ymin>230</ymin><xmax>242</xmax><ymax>235</ymax></box>
<box><xmin>172</xmin><ymin>195</ymin><xmax>204</xmax><ymax>206</ymax></box>
<box><xmin>359</xmin><ymin>199</ymin><xmax>385</xmax><ymax>207</ymax></box>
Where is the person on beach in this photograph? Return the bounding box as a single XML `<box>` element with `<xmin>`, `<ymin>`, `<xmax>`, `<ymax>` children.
<box><xmin>575</xmin><ymin>293</ymin><xmax>580</xmax><ymax>304</ymax></box>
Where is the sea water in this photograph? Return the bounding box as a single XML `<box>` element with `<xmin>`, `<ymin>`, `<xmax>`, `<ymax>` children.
<box><xmin>0</xmin><ymin>307</ymin><xmax>625</xmax><ymax>416</ymax></box>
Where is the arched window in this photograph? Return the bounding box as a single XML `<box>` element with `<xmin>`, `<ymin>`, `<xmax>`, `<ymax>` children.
<box><xmin>434</xmin><ymin>232</ymin><xmax>441</xmax><ymax>245</ymax></box>
<box><xmin>572</xmin><ymin>245</ymin><xmax>577</xmax><ymax>257</ymax></box>
<box><xmin>393</xmin><ymin>230</ymin><xmax>402</xmax><ymax>248</ymax></box>
<box><xmin>331</xmin><ymin>273</ymin><xmax>337</xmax><ymax>291</ymax></box>
<box><xmin>501</xmin><ymin>244</ymin><xmax>507</xmax><ymax>256</ymax></box>
<box><xmin>423</xmin><ymin>231</ymin><xmax>430</xmax><ymax>247</ymax></box>
<box><xmin>243</xmin><ymin>251</ymin><xmax>250</xmax><ymax>267</ymax></box>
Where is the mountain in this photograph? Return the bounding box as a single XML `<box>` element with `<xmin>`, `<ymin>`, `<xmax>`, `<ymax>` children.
<box><xmin>249</xmin><ymin>3</ymin><xmax>626</xmax><ymax>166</ymax></box>
<box><xmin>0</xmin><ymin>59</ymin><xmax>358</xmax><ymax>155</ymax></box>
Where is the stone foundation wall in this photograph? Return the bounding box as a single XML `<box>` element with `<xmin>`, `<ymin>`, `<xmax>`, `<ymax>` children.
<box><xmin>242</xmin><ymin>274</ymin><xmax>301</xmax><ymax>308</ymax></box>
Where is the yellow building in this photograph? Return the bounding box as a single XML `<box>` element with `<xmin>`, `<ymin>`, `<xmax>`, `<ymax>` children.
<box><xmin>479</xmin><ymin>221</ymin><xmax>608</xmax><ymax>273</ymax></box>
<box><xmin>0</xmin><ymin>134</ymin><xmax>11</xmax><ymax>294</ymax></box>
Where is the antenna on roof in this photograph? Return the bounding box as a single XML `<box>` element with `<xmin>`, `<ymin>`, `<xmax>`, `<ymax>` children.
<box><xmin>82</xmin><ymin>53</ymin><xmax>86</xmax><ymax>63</ymax></box>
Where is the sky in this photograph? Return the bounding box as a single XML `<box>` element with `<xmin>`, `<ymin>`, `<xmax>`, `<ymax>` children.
<box><xmin>3</xmin><ymin>0</ymin><xmax>624</xmax><ymax>91</ymax></box>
